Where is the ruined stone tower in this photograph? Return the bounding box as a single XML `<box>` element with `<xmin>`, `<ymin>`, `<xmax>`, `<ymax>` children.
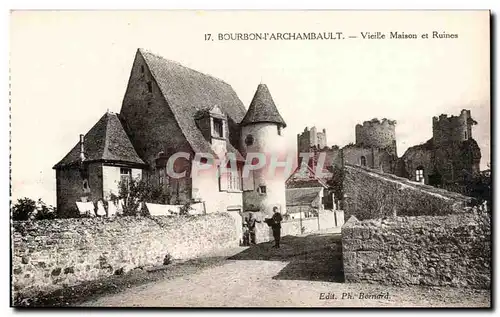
<box><xmin>400</xmin><ymin>109</ymin><xmax>481</xmax><ymax>193</ymax></box>
<box><xmin>355</xmin><ymin>118</ymin><xmax>397</xmax><ymax>156</ymax></box>
<box><xmin>297</xmin><ymin>126</ymin><xmax>328</xmax><ymax>153</ymax></box>
<box><xmin>432</xmin><ymin>109</ymin><xmax>477</xmax><ymax>145</ymax></box>
<box><xmin>240</xmin><ymin>84</ymin><xmax>287</xmax><ymax>216</ymax></box>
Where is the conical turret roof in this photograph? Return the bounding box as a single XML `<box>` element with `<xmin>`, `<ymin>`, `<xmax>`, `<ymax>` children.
<box><xmin>241</xmin><ymin>84</ymin><xmax>286</xmax><ymax>127</ymax></box>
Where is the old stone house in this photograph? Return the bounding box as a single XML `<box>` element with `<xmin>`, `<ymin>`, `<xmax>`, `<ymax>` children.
<box><xmin>53</xmin><ymin>112</ymin><xmax>147</xmax><ymax>215</ymax></box>
<box><xmin>54</xmin><ymin>48</ymin><xmax>287</xmax><ymax>217</ymax></box>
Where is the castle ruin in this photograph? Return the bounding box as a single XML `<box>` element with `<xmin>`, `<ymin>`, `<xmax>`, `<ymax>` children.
<box><xmin>298</xmin><ymin>109</ymin><xmax>481</xmax><ymax>196</ymax></box>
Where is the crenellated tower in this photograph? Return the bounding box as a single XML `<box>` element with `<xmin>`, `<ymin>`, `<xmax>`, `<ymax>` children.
<box><xmin>355</xmin><ymin>118</ymin><xmax>397</xmax><ymax>156</ymax></box>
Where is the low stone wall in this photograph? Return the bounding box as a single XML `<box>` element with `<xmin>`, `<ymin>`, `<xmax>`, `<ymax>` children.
<box><xmin>319</xmin><ymin>211</ymin><xmax>335</xmax><ymax>229</ymax></box>
<box><xmin>227</xmin><ymin>211</ymin><xmax>243</xmax><ymax>245</ymax></box>
<box><xmin>254</xmin><ymin>211</ymin><xmax>340</xmax><ymax>241</ymax></box>
<box><xmin>343</xmin><ymin>165</ymin><xmax>471</xmax><ymax>220</ymax></box>
<box><xmin>332</xmin><ymin>210</ymin><xmax>345</xmax><ymax>227</ymax></box>
<box><xmin>12</xmin><ymin>213</ymin><xmax>239</xmax><ymax>299</ymax></box>
<box><xmin>342</xmin><ymin>211</ymin><xmax>491</xmax><ymax>289</ymax></box>
<box><xmin>281</xmin><ymin>219</ymin><xmax>303</xmax><ymax>236</ymax></box>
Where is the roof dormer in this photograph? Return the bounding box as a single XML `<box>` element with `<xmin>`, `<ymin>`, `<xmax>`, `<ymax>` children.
<box><xmin>209</xmin><ymin>105</ymin><xmax>227</xmax><ymax>139</ymax></box>
<box><xmin>195</xmin><ymin>105</ymin><xmax>228</xmax><ymax>141</ymax></box>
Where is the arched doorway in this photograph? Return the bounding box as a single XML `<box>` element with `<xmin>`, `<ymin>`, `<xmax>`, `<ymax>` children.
<box><xmin>360</xmin><ymin>156</ymin><xmax>367</xmax><ymax>167</ymax></box>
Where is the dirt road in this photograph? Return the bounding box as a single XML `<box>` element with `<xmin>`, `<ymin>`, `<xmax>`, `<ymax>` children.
<box><xmin>81</xmin><ymin>233</ymin><xmax>490</xmax><ymax>308</ymax></box>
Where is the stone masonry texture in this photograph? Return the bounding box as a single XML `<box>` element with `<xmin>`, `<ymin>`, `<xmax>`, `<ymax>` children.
<box><xmin>341</xmin><ymin>211</ymin><xmax>491</xmax><ymax>289</ymax></box>
<box><xmin>11</xmin><ymin>213</ymin><xmax>239</xmax><ymax>300</ymax></box>
<box><xmin>343</xmin><ymin>165</ymin><xmax>469</xmax><ymax>220</ymax></box>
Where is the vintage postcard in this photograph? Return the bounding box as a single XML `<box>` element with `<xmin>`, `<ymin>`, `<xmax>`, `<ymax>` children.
<box><xmin>10</xmin><ymin>10</ymin><xmax>491</xmax><ymax>308</ymax></box>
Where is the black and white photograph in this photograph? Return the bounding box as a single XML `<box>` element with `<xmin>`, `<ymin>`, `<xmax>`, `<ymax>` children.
<box><xmin>9</xmin><ymin>10</ymin><xmax>491</xmax><ymax>308</ymax></box>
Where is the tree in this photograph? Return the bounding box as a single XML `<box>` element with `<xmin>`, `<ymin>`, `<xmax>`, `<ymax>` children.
<box><xmin>327</xmin><ymin>165</ymin><xmax>345</xmax><ymax>209</ymax></box>
<box><xmin>34</xmin><ymin>199</ymin><xmax>57</xmax><ymax>220</ymax></box>
<box><xmin>468</xmin><ymin>172</ymin><xmax>491</xmax><ymax>211</ymax></box>
<box><xmin>109</xmin><ymin>177</ymin><xmax>169</xmax><ymax>216</ymax></box>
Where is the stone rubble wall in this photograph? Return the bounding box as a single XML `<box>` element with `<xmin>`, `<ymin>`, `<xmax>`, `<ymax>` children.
<box><xmin>343</xmin><ymin>164</ymin><xmax>470</xmax><ymax>220</ymax></box>
<box><xmin>12</xmin><ymin>213</ymin><xmax>239</xmax><ymax>299</ymax></box>
<box><xmin>341</xmin><ymin>211</ymin><xmax>491</xmax><ymax>289</ymax></box>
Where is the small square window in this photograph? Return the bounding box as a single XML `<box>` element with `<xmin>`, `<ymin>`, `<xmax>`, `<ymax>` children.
<box><xmin>120</xmin><ymin>168</ymin><xmax>131</xmax><ymax>175</ymax></box>
<box><xmin>258</xmin><ymin>185</ymin><xmax>267</xmax><ymax>194</ymax></box>
<box><xmin>245</xmin><ymin>134</ymin><xmax>254</xmax><ymax>146</ymax></box>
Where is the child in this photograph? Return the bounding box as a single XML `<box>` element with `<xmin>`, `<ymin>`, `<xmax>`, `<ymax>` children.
<box><xmin>242</xmin><ymin>220</ymin><xmax>250</xmax><ymax>246</ymax></box>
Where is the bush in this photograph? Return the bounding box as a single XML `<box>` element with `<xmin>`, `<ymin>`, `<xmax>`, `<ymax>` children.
<box><xmin>12</xmin><ymin>198</ymin><xmax>57</xmax><ymax>221</ymax></box>
<box><xmin>34</xmin><ymin>200</ymin><xmax>57</xmax><ymax>220</ymax></box>
<box><xmin>327</xmin><ymin>165</ymin><xmax>345</xmax><ymax>209</ymax></box>
<box><xmin>163</xmin><ymin>253</ymin><xmax>172</xmax><ymax>265</ymax></box>
<box><xmin>12</xmin><ymin>198</ymin><xmax>36</xmax><ymax>221</ymax></box>
<box><xmin>179</xmin><ymin>201</ymin><xmax>194</xmax><ymax>216</ymax></box>
<box><xmin>109</xmin><ymin>178</ymin><xmax>170</xmax><ymax>216</ymax></box>
<box><xmin>467</xmin><ymin>174</ymin><xmax>491</xmax><ymax>211</ymax></box>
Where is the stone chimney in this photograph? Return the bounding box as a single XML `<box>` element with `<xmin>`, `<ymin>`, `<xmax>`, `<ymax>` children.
<box><xmin>79</xmin><ymin>134</ymin><xmax>85</xmax><ymax>161</ymax></box>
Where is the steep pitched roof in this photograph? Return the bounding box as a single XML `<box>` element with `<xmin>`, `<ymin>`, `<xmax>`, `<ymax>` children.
<box><xmin>53</xmin><ymin>112</ymin><xmax>146</xmax><ymax>169</ymax></box>
<box><xmin>241</xmin><ymin>84</ymin><xmax>286</xmax><ymax>127</ymax></box>
<box><xmin>286</xmin><ymin>187</ymin><xmax>323</xmax><ymax>206</ymax></box>
<box><xmin>139</xmin><ymin>49</ymin><xmax>246</xmax><ymax>160</ymax></box>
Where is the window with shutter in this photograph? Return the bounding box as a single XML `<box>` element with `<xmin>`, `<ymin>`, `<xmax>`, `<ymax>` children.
<box><xmin>219</xmin><ymin>166</ymin><xmax>228</xmax><ymax>191</ymax></box>
<box><xmin>219</xmin><ymin>163</ymin><xmax>242</xmax><ymax>192</ymax></box>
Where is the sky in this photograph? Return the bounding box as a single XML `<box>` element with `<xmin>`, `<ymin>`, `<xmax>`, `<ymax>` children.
<box><xmin>10</xmin><ymin>10</ymin><xmax>490</xmax><ymax>206</ymax></box>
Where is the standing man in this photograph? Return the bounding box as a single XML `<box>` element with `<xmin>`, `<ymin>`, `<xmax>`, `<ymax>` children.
<box><xmin>246</xmin><ymin>213</ymin><xmax>261</xmax><ymax>245</ymax></box>
<box><xmin>271</xmin><ymin>206</ymin><xmax>283</xmax><ymax>248</ymax></box>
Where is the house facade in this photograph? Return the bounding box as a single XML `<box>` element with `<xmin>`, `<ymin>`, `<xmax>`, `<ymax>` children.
<box><xmin>54</xmin><ymin>48</ymin><xmax>287</xmax><ymax>217</ymax></box>
<box><xmin>285</xmin><ymin>187</ymin><xmax>325</xmax><ymax>220</ymax></box>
